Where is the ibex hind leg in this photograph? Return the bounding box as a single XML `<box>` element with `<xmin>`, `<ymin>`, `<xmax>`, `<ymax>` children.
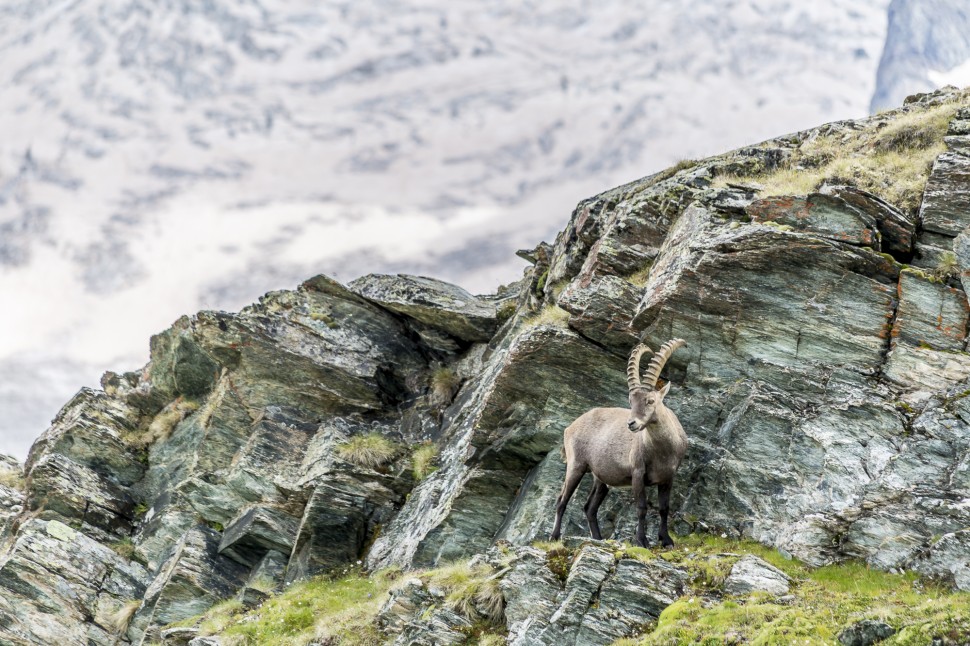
<box><xmin>551</xmin><ymin>465</ymin><xmax>586</xmax><ymax>540</ymax></box>
<box><xmin>583</xmin><ymin>477</ymin><xmax>609</xmax><ymax>540</ymax></box>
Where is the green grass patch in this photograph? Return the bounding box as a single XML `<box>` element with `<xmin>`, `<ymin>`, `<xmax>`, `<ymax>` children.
<box><xmin>170</xmin><ymin>560</ymin><xmax>506</xmax><ymax>645</ymax></box>
<box><xmin>184</xmin><ymin>569</ymin><xmax>396</xmax><ymax>646</ymax></box>
<box><xmin>609</xmin><ymin>533</ymin><xmax>970</xmax><ymax>646</ymax></box>
<box><xmin>336</xmin><ymin>433</ymin><xmax>399</xmax><ymax>470</ymax></box>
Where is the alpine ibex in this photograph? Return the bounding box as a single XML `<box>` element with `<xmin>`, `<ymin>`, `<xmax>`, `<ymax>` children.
<box><xmin>551</xmin><ymin>339</ymin><xmax>687</xmax><ymax>547</ymax></box>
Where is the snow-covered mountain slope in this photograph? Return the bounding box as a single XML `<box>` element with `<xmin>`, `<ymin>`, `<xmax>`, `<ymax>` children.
<box><xmin>0</xmin><ymin>0</ymin><xmax>891</xmax><ymax>458</ymax></box>
<box><xmin>871</xmin><ymin>0</ymin><xmax>970</xmax><ymax>111</ymax></box>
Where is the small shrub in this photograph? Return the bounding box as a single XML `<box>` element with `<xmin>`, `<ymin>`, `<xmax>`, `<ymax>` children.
<box><xmin>336</xmin><ymin>433</ymin><xmax>399</xmax><ymax>469</ymax></box>
<box><xmin>411</xmin><ymin>443</ymin><xmax>438</xmax><ymax>481</ymax></box>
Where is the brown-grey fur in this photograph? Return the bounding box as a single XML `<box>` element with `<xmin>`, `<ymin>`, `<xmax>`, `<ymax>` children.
<box><xmin>550</xmin><ymin>339</ymin><xmax>687</xmax><ymax>547</ymax></box>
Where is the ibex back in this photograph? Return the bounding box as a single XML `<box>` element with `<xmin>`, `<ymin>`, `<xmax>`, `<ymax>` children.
<box><xmin>550</xmin><ymin>339</ymin><xmax>687</xmax><ymax>547</ymax></box>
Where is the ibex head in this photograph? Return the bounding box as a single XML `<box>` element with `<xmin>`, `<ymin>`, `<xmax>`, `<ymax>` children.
<box><xmin>626</xmin><ymin>339</ymin><xmax>685</xmax><ymax>432</ymax></box>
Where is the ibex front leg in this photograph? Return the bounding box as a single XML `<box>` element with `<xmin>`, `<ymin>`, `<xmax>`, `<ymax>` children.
<box><xmin>633</xmin><ymin>470</ymin><xmax>648</xmax><ymax>547</ymax></box>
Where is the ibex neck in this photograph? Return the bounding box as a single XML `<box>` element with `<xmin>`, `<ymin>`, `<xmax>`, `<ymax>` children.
<box><xmin>640</xmin><ymin>405</ymin><xmax>685</xmax><ymax>448</ymax></box>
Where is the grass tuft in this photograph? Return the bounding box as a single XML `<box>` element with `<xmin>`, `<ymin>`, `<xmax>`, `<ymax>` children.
<box><xmin>335</xmin><ymin>433</ymin><xmax>399</xmax><ymax>470</ymax></box>
<box><xmin>428</xmin><ymin>561</ymin><xmax>505</xmax><ymax>624</ymax></box>
<box><xmin>525</xmin><ymin>304</ymin><xmax>571</xmax><ymax>329</ymax></box>
<box><xmin>934</xmin><ymin>251</ymin><xmax>960</xmax><ymax>281</ymax></box>
<box><xmin>108</xmin><ymin>600</ymin><xmax>141</xmax><ymax>635</ymax></box>
<box><xmin>411</xmin><ymin>443</ymin><xmax>438</xmax><ymax>481</ymax></box>
<box><xmin>496</xmin><ymin>300</ymin><xmax>517</xmax><ymax>322</ymax></box>
<box><xmin>0</xmin><ymin>469</ymin><xmax>24</xmax><ymax>491</ymax></box>
<box><xmin>532</xmin><ymin>540</ymin><xmax>580</xmax><ymax>584</ymax></box>
<box><xmin>125</xmin><ymin>397</ymin><xmax>200</xmax><ymax>450</ymax></box>
<box><xmin>110</xmin><ymin>537</ymin><xmax>136</xmax><ymax>560</ymax></box>
<box><xmin>628</xmin><ymin>261</ymin><xmax>655</xmax><ymax>287</ymax></box>
<box><xmin>430</xmin><ymin>367</ymin><xmax>460</xmax><ymax>406</ymax></box>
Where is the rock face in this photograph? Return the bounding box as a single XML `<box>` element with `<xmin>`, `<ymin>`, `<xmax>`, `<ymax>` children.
<box><xmin>838</xmin><ymin>619</ymin><xmax>896</xmax><ymax>646</ymax></box>
<box><xmin>500</xmin><ymin>542</ymin><xmax>687</xmax><ymax>646</ymax></box>
<box><xmin>4</xmin><ymin>90</ymin><xmax>970</xmax><ymax>644</ymax></box>
<box><xmin>723</xmin><ymin>555</ymin><xmax>792</xmax><ymax>596</ymax></box>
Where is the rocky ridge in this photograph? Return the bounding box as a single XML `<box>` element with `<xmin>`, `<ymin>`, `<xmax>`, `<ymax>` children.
<box><xmin>3</xmin><ymin>88</ymin><xmax>970</xmax><ymax>645</ymax></box>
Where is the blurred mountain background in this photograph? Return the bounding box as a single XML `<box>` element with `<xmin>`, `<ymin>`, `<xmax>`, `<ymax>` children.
<box><xmin>1</xmin><ymin>0</ymin><xmax>968</xmax><ymax>458</ymax></box>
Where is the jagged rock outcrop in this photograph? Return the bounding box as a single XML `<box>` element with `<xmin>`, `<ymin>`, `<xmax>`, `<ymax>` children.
<box><xmin>4</xmin><ymin>88</ymin><xmax>970</xmax><ymax>645</ymax></box>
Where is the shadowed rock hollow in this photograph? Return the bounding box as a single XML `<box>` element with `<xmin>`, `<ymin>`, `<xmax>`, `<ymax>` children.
<box><xmin>3</xmin><ymin>88</ymin><xmax>970</xmax><ymax>645</ymax></box>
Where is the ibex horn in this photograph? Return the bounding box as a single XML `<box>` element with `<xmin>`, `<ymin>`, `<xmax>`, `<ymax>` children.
<box><xmin>626</xmin><ymin>344</ymin><xmax>653</xmax><ymax>392</ymax></box>
<box><xmin>642</xmin><ymin>338</ymin><xmax>686</xmax><ymax>389</ymax></box>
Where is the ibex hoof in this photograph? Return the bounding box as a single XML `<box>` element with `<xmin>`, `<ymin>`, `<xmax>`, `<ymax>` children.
<box><xmin>660</xmin><ymin>537</ymin><xmax>675</xmax><ymax>549</ymax></box>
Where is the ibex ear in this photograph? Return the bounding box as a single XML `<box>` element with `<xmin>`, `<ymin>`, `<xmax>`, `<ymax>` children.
<box><xmin>658</xmin><ymin>382</ymin><xmax>672</xmax><ymax>400</ymax></box>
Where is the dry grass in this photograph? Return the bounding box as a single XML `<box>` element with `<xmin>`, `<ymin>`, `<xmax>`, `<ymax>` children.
<box><xmin>108</xmin><ymin>600</ymin><xmax>141</xmax><ymax>635</ymax></box>
<box><xmin>430</xmin><ymin>366</ymin><xmax>460</xmax><ymax>405</ymax></box>
<box><xmin>525</xmin><ymin>304</ymin><xmax>571</xmax><ymax>328</ymax></box>
<box><xmin>934</xmin><ymin>250</ymin><xmax>960</xmax><ymax>281</ymax></box>
<box><xmin>125</xmin><ymin>397</ymin><xmax>200</xmax><ymax>450</ymax></box>
<box><xmin>715</xmin><ymin>97</ymin><xmax>965</xmax><ymax>213</ymax></box>
<box><xmin>628</xmin><ymin>261</ymin><xmax>655</xmax><ymax>287</ymax></box>
<box><xmin>335</xmin><ymin>433</ymin><xmax>399</xmax><ymax>470</ymax></box>
<box><xmin>427</xmin><ymin>561</ymin><xmax>505</xmax><ymax>624</ymax></box>
<box><xmin>0</xmin><ymin>470</ymin><xmax>24</xmax><ymax>491</ymax></box>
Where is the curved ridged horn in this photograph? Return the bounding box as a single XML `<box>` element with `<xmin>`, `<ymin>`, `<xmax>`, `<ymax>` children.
<box><xmin>626</xmin><ymin>344</ymin><xmax>653</xmax><ymax>392</ymax></box>
<box><xmin>642</xmin><ymin>338</ymin><xmax>686</xmax><ymax>389</ymax></box>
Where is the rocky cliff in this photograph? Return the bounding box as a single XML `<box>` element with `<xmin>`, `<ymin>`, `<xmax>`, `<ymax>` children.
<box><xmin>3</xmin><ymin>87</ymin><xmax>970</xmax><ymax>646</ymax></box>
